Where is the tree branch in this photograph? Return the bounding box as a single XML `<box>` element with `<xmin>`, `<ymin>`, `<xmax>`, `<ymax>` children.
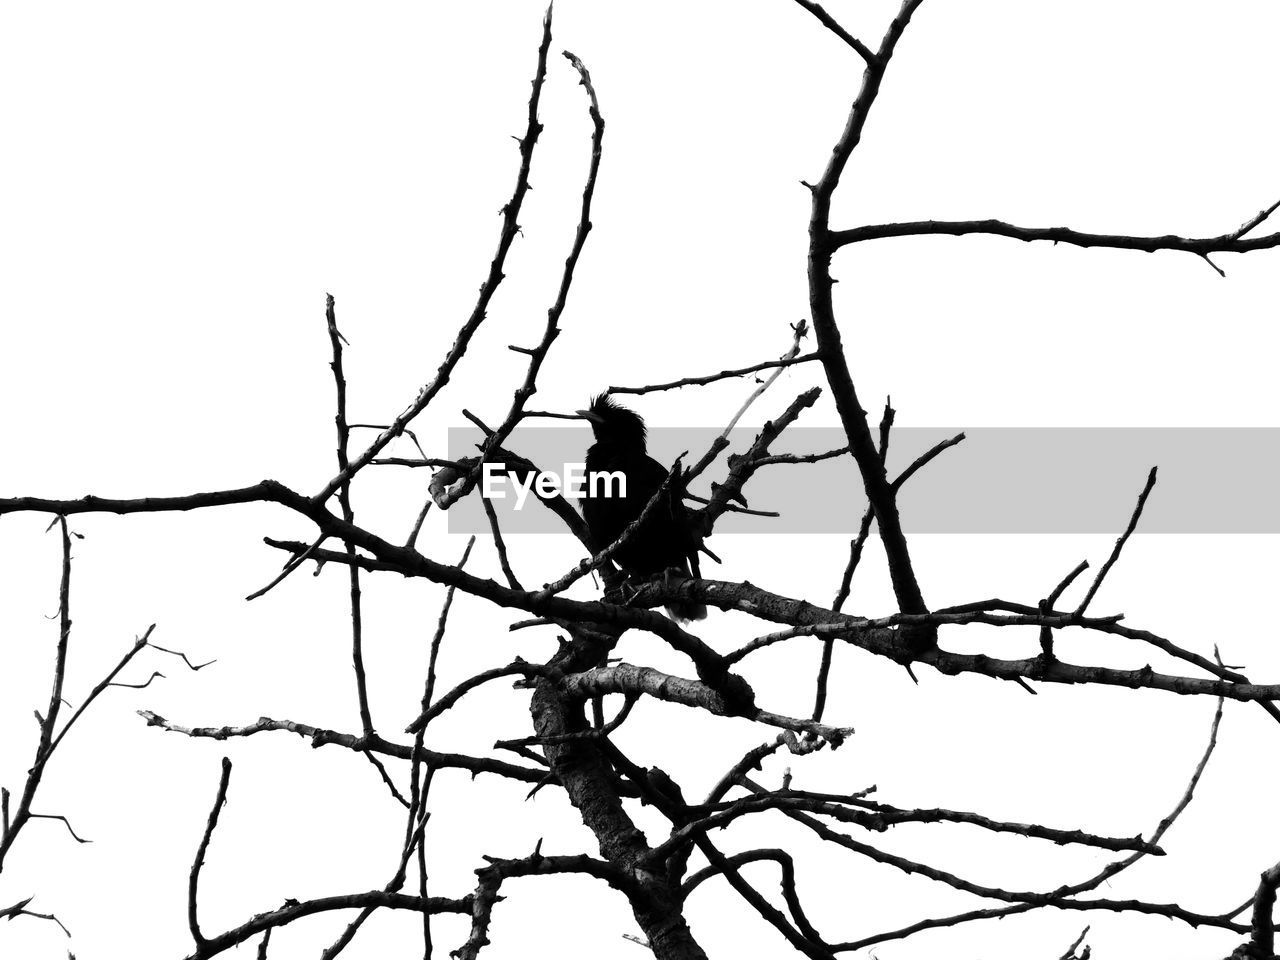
<box><xmin>831</xmin><ymin>216</ymin><xmax>1280</xmax><ymax>257</ymax></box>
<box><xmin>189</xmin><ymin>757</ymin><xmax>232</xmax><ymax>950</ymax></box>
<box><xmin>805</xmin><ymin>0</ymin><xmax>931</xmax><ymax>637</ymax></box>
<box><xmin>607</xmin><ymin>352</ymin><xmax>820</xmax><ymax>396</ymax></box>
<box><xmin>790</xmin><ymin>0</ymin><xmax>876</xmax><ymax>62</ymax></box>
<box><xmin>325</xmin><ymin>294</ymin><xmax>373</xmax><ymax>735</ymax></box>
<box><xmin>313</xmin><ymin>5</ymin><xmax>556</xmax><ymax>504</ymax></box>
<box><xmin>183</xmin><ymin>891</ymin><xmax>472</xmax><ymax>960</ymax></box>
<box><xmin>434</xmin><ymin>40</ymin><xmax>607</xmax><ymax>511</ymax></box>
<box><xmin>139</xmin><ymin>711</ymin><xmax>553</xmax><ymax>787</ymax></box>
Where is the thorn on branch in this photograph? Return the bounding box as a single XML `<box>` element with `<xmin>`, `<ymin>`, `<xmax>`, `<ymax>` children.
<box><xmin>1198</xmin><ymin>252</ymin><xmax>1227</xmax><ymax>278</ymax></box>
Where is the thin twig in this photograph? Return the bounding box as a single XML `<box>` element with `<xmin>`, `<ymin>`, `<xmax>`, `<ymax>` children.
<box><xmin>890</xmin><ymin>431</ymin><xmax>965</xmax><ymax>490</ymax></box>
<box><xmin>313</xmin><ymin>4</ymin><xmax>556</xmax><ymax>504</ymax></box>
<box><xmin>326</xmin><ymin>295</ymin><xmax>374</xmax><ymax>736</ymax></box>
<box><xmin>48</xmin><ymin>624</ymin><xmax>158</xmax><ymax>753</ymax></box>
<box><xmin>804</xmin><ymin>0</ymin><xmax>931</xmax><ymax>633</ymax></box>
<box><xmin>244</xmin><ymin>533</ymin><xmax>326</xmax><ymax>601</ymax></box>
<box><xmin>189</xmin><ymin>757</ymin><xmax>232</xmax><ymax>948</ymax></box>
<box><xmin>432</xmin><ymin>41</ymin><xmax>607</xmax><ymax>512</ymax></box>
<box><xmin>685</xmin><ymin>321</ymin><xmax>810</xmax><ymax>484</ymax></box>
<box><xmin>813</xmin><ymin>400</ymin><xmax>892</xmax><ymax>720</ymax></box>
<box><xmin>363</xmin><ymin>751</ymin><xmax>410</xmax><ymax>809</ymax></box>
<box><xmin>0</xmin><ymin>518</ymin><xmax>73</xmax><ymax>873</ymax></box>
<box><xmin>481</xmin><ymin>493</ymin><xmax>522</xmax><ymax>589</ymax></box>
<box><xmin>791</xmin><ymin>0</ymin><xmax>877</xmax><ymax>61</ymax></box>
<box><xmin>27</xmin><ymin>812</ymin><xmax>91</xmax><ymax>844</ymax></box>
<box><xmin>1076</xmin><ymin>466</ymin><xmax>1158</xmax><ymax>615</ymax></box>
<box><xmin>406</xmin><ymin>494</ymin><xmax>433</xmax><ymax>550</ymax></box>
<box><xmin>843</xmin><ymin>695</ymin><xmax>1225</xmax><ymax>950</ymax></box>
<box><xmin>607</xmin><ymin>352</ymin><xmax>820</xmax><ymax>396</ymax></box>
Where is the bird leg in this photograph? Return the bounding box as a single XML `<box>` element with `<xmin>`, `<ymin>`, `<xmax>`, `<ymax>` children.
<box><xmin>606</xmin><ymin>578</ymin><xmax>643</xmax><ymax>606</ymax></box>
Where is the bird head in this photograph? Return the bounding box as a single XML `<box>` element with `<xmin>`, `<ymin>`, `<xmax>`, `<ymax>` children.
<box><xmin>576</xmin><ymin>393</ymin><xmax>647</xmax><ymax>450</ymax></box>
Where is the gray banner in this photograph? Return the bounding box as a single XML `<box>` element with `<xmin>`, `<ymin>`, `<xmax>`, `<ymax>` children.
<box><xmin>445</xmin><ymin>427</ymin><xmax>1280</xmax><ymax>534</ymax></box>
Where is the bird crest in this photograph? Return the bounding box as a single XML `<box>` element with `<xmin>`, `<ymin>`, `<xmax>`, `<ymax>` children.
<box><xmin>580</xmin><ymin>393</ymin><xmax>647</xmax><ymax>449</ymax></box>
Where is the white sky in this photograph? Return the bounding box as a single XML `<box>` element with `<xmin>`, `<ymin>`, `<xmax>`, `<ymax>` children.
<box><xmin>1</xmin><ymin>2</ymin><xmax>1279</xmax><ymax>958</ymax></box>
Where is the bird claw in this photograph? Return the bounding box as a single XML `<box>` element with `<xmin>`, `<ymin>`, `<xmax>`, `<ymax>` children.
<box><xmin>605</xmin><ymin>579</ymin><xmax>643</xmax><ymax>607</ymax></box>
<box><xmin>610</xmin><ymin>572</ymin><xmax>681</xmax><ymax>609</ymax></box>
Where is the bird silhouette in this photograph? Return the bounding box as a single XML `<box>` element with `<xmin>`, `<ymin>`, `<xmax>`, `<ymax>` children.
<box><xmin>577</xmin><ymin>394</ymin><xmax>707</xmax><ymax>622</ymax></box>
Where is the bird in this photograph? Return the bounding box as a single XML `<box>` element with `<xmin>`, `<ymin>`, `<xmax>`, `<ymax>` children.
<box><xmin>576</xmin><ymin>393</ymin><xmax>707</xmax><ymax>622</ymax></box>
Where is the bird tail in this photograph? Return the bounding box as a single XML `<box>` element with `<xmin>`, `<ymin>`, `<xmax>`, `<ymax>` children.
<box><xmin>665</xmin><ymin>600</ymin><xmax>707</xmax><ymax>623</ymax></box>
<box><xmin>665</xmin><ymin>551</ymin><xmax>706</xmax><ymax>622</ymax></box>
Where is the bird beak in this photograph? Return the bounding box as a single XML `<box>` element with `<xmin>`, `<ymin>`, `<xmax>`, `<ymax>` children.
<box><xmin>576</xmin><ymin>409</ymin><xmax>605</xmax><ymax>424</ymax></box>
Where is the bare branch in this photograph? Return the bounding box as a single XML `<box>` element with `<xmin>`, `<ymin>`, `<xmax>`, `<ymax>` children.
<box><xmin>1059</xmin><ymin>927</ymin><xmax>1091</xmax><ymax>960</ymax></box>
<box><xmin>845</xmin><ymin>696</ymin><xmax>1225</xmax><ymax>949</ymax></box>
<box><xmin>453</xmin><ymin>852</ymin><xmax>636</xmax><ymax>960</ymax></box>
<box><xmin>0</xmin><ymin>480</ymin><xmax>302</xmax><ymax>520</ymax></box>
<box><xmin>684</xmin><ymin>322</ymin><xmax>812</xmax><ymax>484</ymax></box>
<box><xmin>791</xmin><ymin>0</ymin><xmax>876</xmax><ymax>62</ymax></box>
<box><xmin>410</xmin><ymin>662</ymin><xmax>542</xmax><ymax>733</ymax></box>
<box><xmin>406</xmin><ymin>493</ymin><xmax>434</xmax><ymax>550</ymax></box>
<box><xmin>2</xmin><ymin>8</ymin><xmax>1275</xmax><ymax>958</ymax></box>
<box><xmin>654</xmin><ymin>790</ymin><xmax>1157</xmax><ymax>871</ymax></box>
<box><xmin>189</xmin><ymin>757</ymin><xmax>232</xmax><ymax>948</ymax></box>
<box><xmin>832</xmin><ymin>215</ymin><xmax>1280</xmax><ymax>257</ymax></box>
<box><xmin>890</xmin><ymin>431</ymin><xmax>966</xmax><ymax>491</ymax></box>
<box><xmin>148</xmin><ymin>642</ymin><xmax>216</xmax><ymax>673</ymax></box>
<box><xmin>741</xmin><ymin>779</ymin><xmax>1242</xmax><ymax>938</ymax></box>
<box><xmin>0</xmin><ymin>518</ymin><xmax>74</xmax><ymax>873</ymax></box>
<box><xmin>1246</xmin><ymin>860</ymin><xmax>1280</xmax><ymax>958</ymax></box>
<box><xmin>706</xmin><ymin>736</ymin><xmax>787</xmax><ymax>805</ymax></box>
<box><xmin>752</xmin><ymin>443</ymin><xmax>850</xmax><ymax>467</ymax></box>
<box><xmin>814</xmin><ymin>399</ymin><xmax>892</xmax><ymax>719</ymax></box>
<box><xmin>428</xmin><ymin>448</ymin><xmax>594</xmax><ymax>548</ymax></box>
<box><xmin>27</xmin><ymin>812</ymin><xmax>91</xmax><ymax>845</ymax></box>
<box><xmin>433</xmin><ymin>41</ymin><xmax>607</xmax><ymax>512</ymax></box>
<box><xmin>245</xmin><ymin>533</ymin><xmax>327</xmax><ymax>600</ymax></box>
<box><xmin>139</xmin><ymin>710</ymin><xmax>552</xmax><ymax>787</ymax></box>
<box><xmin>420</xmin><ymin>537</ymin><xmax>477</xmax><ymax>723</ymax></box>
<box><xmin>180</xmin><ymin>891</ymin><xmax>472</xmax><ymax>960</ymax></box>
<box><xmin>0</xmin><ymin>897</ymin><xmax>69</xmax><ymax>936</ymax></box>
<box><xmin>325</xmin><ymin>294</ymin><xmax>373</xmax><ymax>736</ymax></box>
<box><xmin>481</xmin><ymin>493</ymin><xmax>522</xmax><ymax>589</ymax></box>
<box><xmin>363</xmin><ymin>751</ymin><xmax>410</xmax><ymax>809</ymax></box>
<box><xmin>608</xmin><ymin>352</ymin><xmax>820</xmax><ymax>396</ymax></box>
<box><xmin>313</xmin><ymin>6</ymin><xmax>557</xmax><ymax>504</ymax></box>
<box><xmin>805</xmin><ymin>0</ymin><xmax>931</xmax><ymax>637</ymax></box>
<box><xmin>560</xmin><ymin>663</ymin><xmax>852</xmax><ymax>746</ymax></box>
<box><xmin>692</xmin><ymin>388</ymin><xmax>821</xmax><ymax>531</ymax></box>
<box><xmin>681</xmin><ymin>491</ymin><xmax>780</xmax><ymax>518</ymax></box>
<box><xmin>1075</xmin><ymin>466</ymin><xmax>1158</xmax><ymax>615</ymax></box>
<box><xmin>48</xmin><ymin>624</ymin><xmax>158</xmax><ymax>753</ymax></box>
<box><xmin>685</xmin><ymin>836</ymin><xmax>836</xmax><ymax>960</ymax></box>
<box><xmin>260</xmin><ymin>536</ymin><xmax>741</xmax><ymax>705</ymax></box>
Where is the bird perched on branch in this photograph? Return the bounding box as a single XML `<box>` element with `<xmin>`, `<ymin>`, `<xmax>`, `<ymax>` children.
<box><xmin>577</xmin><ymin>393</ymin><xmax>707</xmax><ymax>622</ymax></box>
